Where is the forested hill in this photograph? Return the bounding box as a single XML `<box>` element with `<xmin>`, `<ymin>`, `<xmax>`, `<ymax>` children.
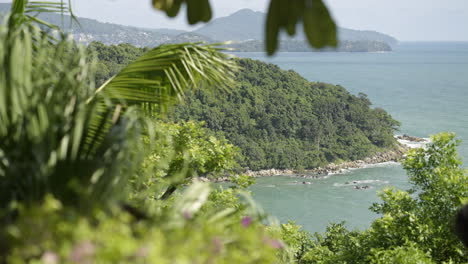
<box><xmin>172</xmin><ymin>59</ymin><xmax>400</xmax><ymax>170</ymax></box>
<box><xmin>90</xmin><ymin>43</ymin><xmax>400</xmax><ymax>170</ymax></box>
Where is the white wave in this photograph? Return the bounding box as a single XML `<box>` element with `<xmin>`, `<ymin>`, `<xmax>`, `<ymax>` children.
<box><xmin>327</xmin><ymin>169</ymin><xmax>350</xmax><ymax>176</ymax></box>
<box><xmin>354</xmin><ymin>179</ymin><xmax>389</xmax><ymax>184</ymax></box>
<box><xmin>395</xmin><ymin>135</ymin><xmax>431</xmax><ymax>149</ymax></box>
<box><xmin>328</xmin><ymin>161</ymin><xmax>399</xmax><ymax>177</ymax></box>
<box><xmin>333</xmin><ymin>179</ymin><xmax>389</xmax><ymax>187</ymax></box>
<box><xmin>357</xmin><ymin>161</ymin><xmax>400</xmax><ymax>169</ymax></box>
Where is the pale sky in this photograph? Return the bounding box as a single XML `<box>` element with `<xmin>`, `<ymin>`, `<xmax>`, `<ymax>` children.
<box><xmin>1</xmin><ymin>0</ymin><xmax>468</xmax><ymax>41</ymax></box>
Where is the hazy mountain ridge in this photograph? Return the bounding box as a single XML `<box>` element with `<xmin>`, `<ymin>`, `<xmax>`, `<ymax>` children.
<box><xmin>165</xmin><ymin>32</ymin><xmax>216</xmax><ymax>44</ymax></box>
<box><xmin>194</xmin><ymin>9</ymin><xmax>398</xmax><ymax>46</ymax></box>
<box><xmin>338</xmin><ymin>28</ymin><xmax>398</xmax><ymax>46</ymax></box>
<box><xmin>1</xmin><ymin>4</ymin><xmax>397</xmax><ymax>51</ymax></box>
<box><xmin>0</xmin><ymin>3</ymin><xmax>173</xmax><ymax>46</ymax></box>
<box><xmin>194</xmin><ymin>9</ymin><xmax>264</xmax><ymax>41</ymax></box>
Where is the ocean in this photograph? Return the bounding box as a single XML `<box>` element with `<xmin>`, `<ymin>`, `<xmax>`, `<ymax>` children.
<box><xmin>233</xmin><ymin>42</ymin><xmax>468</xmax><ymax>232</ymax></box>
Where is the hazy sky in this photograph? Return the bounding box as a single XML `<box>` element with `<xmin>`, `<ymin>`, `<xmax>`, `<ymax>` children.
<box><xmin>2</xmin><ymin>0</ymin><xmax>468</xmax><ymax>41</ymax></box>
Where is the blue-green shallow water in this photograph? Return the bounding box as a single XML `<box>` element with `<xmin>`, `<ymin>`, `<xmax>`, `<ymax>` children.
<box><xmin>232</xmin><ymin>42</ymin><xmax>468</xmax><ymax>232</ymax></box>
<box><xmin>249</xmin><ymin>163</ymin><xmax>406</xmax><ymax>232</ymax></box>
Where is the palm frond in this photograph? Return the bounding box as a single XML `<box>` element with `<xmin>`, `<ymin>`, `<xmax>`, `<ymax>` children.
<box><xmin>1</xmin><ymin>2</ymin><xmax>239</xmax><ymax>213</ymax></box>
<box><xmin>8</xmin><ymin>0</ymin><xmax>75</xmax><ymax>30</ymax></box>
<box><xmin>25</xmin><ymin>1</ymin><xmax>67</xmax><ymax>14</ymax></box>
<box><xmin>90</xmin><ymin>43</ymin><xmax>238</xmax><ymax>115</ymax></box>
<box><xmin>82</xmin><ymin>43</ymin><xmax>238</xmax><ymax>157</ymax></box>
<box><xmin>0</xmin><ymin>22</ymin><xmax>137</xmax><ymax>211</ymax></box>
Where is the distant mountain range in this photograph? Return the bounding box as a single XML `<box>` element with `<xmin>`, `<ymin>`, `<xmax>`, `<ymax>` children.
<box><xmin>195</xmin><ymin>9</ymin><xmax>398</xmax><ymax>46</ymax></box>
<box><xmin>194</xmin><ymin>9</ymin><xmax>265</xmax><ymax>42</ymax></box>
<box><xmin>0</xmin><ymin>4</ymin><xmax>398</xmax><ymax>52</ymax></box>
<box><xmin>0</xmin><ymin>3</ymin><xmax>176</xmax><ymax>46</ymax></box>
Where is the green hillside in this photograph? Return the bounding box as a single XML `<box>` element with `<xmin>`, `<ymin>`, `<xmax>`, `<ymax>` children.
<box><xmin>89</xmin><ymin>42</ymin><xmax>400</xmax><ymax>170</ymax></box>
<box><xmin>172</xmin><ymin>59</ymin><xmax>400</xmax><ymax>170</ymax></box>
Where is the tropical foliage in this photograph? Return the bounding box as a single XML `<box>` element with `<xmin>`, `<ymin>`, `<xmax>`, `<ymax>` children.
<box><xmin>0</xmin><ymin>0</ymin><xmax>236</xmax><ymax>212</ymax></box>
<box><xmin>0</xmin><ymin>1</ymin><xmax>289</xmax><ymax>263</ymax></box>
<box><xmin>276</xmin><ymin>133</ymin><xmax>468</xmax><ymax>264</ymax></box>
<box><xmin>1</xmin><ymin>1</ymin><xmax>466</xmax><ymax>263</ymax></box>
<box><xmin>127</xmin><ymin>121</ymin><xmax>238</xmax><ymax>205</ymax></box>
<box><xmin>5</xmin><ymin>184</ymin><xmax>287</xmax><ymax>264</ymax></box>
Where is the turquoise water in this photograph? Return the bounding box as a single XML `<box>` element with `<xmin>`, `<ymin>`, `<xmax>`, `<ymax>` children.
<box><xmin>234</xmin><ymin>42</ymin><xmax>468</xmax><ymax>232</ymax></box>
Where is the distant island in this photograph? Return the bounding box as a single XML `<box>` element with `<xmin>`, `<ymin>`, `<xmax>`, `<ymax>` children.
<box><xmin>195</xmin><ymin>8</ymin><xmax>398</xmax><ymax>52</ymax></box>
<box><xmin>0</xmin><ymin>4</ymin><xmax>397</xmax><ymax>52</ymax></box>
<box><xmin>225</xmin><ymin>40</ymin><xmax>392</xmax><ymax>52</ymax></box>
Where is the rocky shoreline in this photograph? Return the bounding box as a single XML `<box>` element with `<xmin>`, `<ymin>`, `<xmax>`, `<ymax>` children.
<box><xmin>211</xmin><ymin>136</ymin><xmax>428</xmax><ymax>182</ymax></box>
<box><xmin>396</xmin><ymin>134</ymin><xmax>427</xmax><ymax>142</ymax></box>
<box><xmin>243</xmin><ymin>145</ymin><xmax>407</xmax><ymax>179</ymax></box>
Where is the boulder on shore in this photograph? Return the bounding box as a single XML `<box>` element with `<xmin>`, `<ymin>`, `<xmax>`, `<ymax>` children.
<box><xmin>396</xmin><ymin>134</ymin><xmax>426</xmax><ymax>142</ymax></box>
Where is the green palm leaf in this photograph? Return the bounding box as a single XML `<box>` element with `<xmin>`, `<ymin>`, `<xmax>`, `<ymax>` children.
<box><xmin>9</xmin><ymin>0</ymin><xmax>73</xmax><ymax>29</ymax></box>
<box><xmin>91</xmin><ymin>43</ymin><xmax>237</xmax><ymax>114</ymax></box>
<box><xmin>82</xmin><ymin>42</ymin><xmax>237</xmax><ymax>156</ymax></box>
<box><xmin>1</xmin><ymin>1</ymin><xmax>238</xmax><ymax>212</ymax></box>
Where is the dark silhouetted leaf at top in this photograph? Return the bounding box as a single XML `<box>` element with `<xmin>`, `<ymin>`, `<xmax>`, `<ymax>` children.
<box><xmin>153</xmin><ymin>0</ymin><xmax>212</xmax><ymax>24</ymax></box>
<box><xmin>152</xmin><ymin>0</ymin><xmax>336</xmax><ymax>55</ymax></box>
<box><xmin>303</xmin><ymin>0</ymin><xmax>337</xmax><ymax>49</ymax></box>
<box><xmin>266</xmin><ymin>0</ymin><xmax>337</xmax><ymax>55</ymax></box>
<box><xmin>265</xmin><ymin>0</ymin><xmax>282</xmax><ymax>55</ymax></box>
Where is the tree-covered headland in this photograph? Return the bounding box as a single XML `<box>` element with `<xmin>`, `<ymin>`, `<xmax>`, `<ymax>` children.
<box><xmin>89</xmin><ymin>42</ymin><xmax>400</xmax><ymax>170</ymax></box>
<box><xmin>174</xmin><ymin>59</ymin><xmax>400</xmax><ymax>170</ymax></box>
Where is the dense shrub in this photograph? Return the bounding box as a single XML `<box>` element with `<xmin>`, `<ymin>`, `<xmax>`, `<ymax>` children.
<box><xmin>277</xmin><ymin>133</ymin><xmax>468</xmax><ymax>264</ymax></box>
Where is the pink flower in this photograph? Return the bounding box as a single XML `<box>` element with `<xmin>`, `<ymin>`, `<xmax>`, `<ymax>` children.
<box><xmin>183</xmin><ymin>210</ymin><xmax>193</xmax><ymax>220</ymax></box>
<box><xmin>135</xmin><ymin>246</ymin><xmax>150</xmax><ymax>258</ymax></box>
<box><xmin>241</xmin><ymin>216</ymin><xmax>252</xmax><ymax>227</ymax></box>
<box><xmin>69</xmin><ymin>241</ymin><xmax>95</xmax><ymax>264</ymax></box>
<box><xmin>264</xmin><ymin>238</ymin><xmax>285</xmax><ymax>249</ymax></box>
<box><xmin>212</xmin><ymin>237</ymin><xmax>223</xmax><ymax>254</ymax></box>
<box><xmin>41</xmin><ymin>251</ymin><xmax>59</xmax><ymax>264</ymax></box>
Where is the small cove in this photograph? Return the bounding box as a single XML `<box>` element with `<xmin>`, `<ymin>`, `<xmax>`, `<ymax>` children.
<box><xmin>235</xmin><ymin>42</ymin><xmax>468</xmax><ymax>232</ymax></box>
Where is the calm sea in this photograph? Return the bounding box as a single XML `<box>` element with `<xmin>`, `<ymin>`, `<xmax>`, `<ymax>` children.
<box><xmin>233</xmin><ymin>42</ymin><xmax>468</xmax><ymax>232</ymax></box>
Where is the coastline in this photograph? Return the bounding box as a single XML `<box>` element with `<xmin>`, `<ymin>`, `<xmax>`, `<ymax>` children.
<box><xmin>243</xmin><ymin>145</ymin><xmax>407</xmax><ymax>179</ymax></box>
<box><xmin>212</xmin><ymin>135</ymin><xmax>429</xmax><ymax>182</ymax></box>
